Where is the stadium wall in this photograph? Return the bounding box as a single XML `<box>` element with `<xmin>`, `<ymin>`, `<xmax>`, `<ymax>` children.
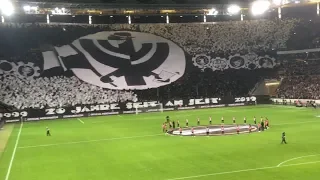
<box><xmin>2</xmin><ymin>96</ymin><xmax>258</xmax><ymax>123</ymax></box>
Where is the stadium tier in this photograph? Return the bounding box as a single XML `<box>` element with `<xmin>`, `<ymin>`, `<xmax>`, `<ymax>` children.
<box><xmin>2</xmin><ymin>2</ymin><xmax>320</xmax><ymax>180</ymax></box>
<box><xmin>1</xmin><ymin>16</ymin><xmax>320</xmax><ymax>119</ymax></box>
<box><xmin>0</xmin><ymin>21</ymin><xmax>288</xmax><ymax>110</ymax></box>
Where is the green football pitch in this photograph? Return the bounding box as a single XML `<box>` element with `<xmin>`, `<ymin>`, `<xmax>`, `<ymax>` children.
<box><xmin>1</xmin><ymin>105</ymin><xmax>320</xmax><ymax>180</ymax></box>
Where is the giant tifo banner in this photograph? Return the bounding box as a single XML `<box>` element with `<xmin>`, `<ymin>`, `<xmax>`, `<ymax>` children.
<box><xmin>1</xmin><ymin>96</ymin><xmax>257</xmax><ymax>122</ymax></box>
<box><xmin>46</xmin><ymin>31</ymin><xmax>186</xmax><ymax>90</ymax></box>
<box><xmin>0</xmin><ymin>21</ymin><xmax>296</xmax><ymax>90</ymax></box>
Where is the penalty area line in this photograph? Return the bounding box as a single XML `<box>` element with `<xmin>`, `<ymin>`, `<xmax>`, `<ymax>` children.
<box><xmin>5</xmin><ymin>122</ymin><xmax>23</xmax><ymax>180</ymax></box>
<box><xmin>277</xmin><ymin>154</ymin><xmax>320</xmax><ymax>167</ymax></box>
<box><xmin>166</xmin><ymin>160</ymin><xmax>320</xmax><ymax>180</ymax></box>
<box><xmin>77</xmin><ymin>118</ymin><xmax>84</xmax><ymax>124</ymax></box>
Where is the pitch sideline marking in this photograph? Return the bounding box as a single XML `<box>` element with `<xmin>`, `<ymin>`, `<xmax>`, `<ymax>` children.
<box><xmin>166</xmin><ymin>160</ymin><xmax>320</xmax><ymax>180</ymax></box>
<box><xmin>77</xmin><ymin>118</ymin><xmax>84</xmax><ymax>124</ymax></box>
<box><xmin>277</xmin><ymin>154</ymin><xmax>320</xmax><ymax>167</ymax></box>
<box><xmin>18</xmin><ymin>133</ymin><xmax>164</xmax><ymax>149</ymax></box>
<box><xmin>5</xmin><ymin>122</ymin><xmax>23</xmax><ymax>180</ymax></box>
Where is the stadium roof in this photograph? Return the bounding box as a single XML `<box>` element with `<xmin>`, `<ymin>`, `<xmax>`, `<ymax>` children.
<box><xmin>16</xmin><ymin>0</ymin><xmax>250</xmax><ymax>4</ymax></box>
<box><xmin>10</xmin><ymin>0</ymin><xmax>320</xmax><ymax>16</ymax></box>
<box><xmin>15</xmin><ymin>0</ymin><xmax>248</xmax><ymax>8</ymax></box>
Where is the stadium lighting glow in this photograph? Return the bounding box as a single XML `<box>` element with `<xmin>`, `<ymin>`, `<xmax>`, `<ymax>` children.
<box><xmin>251</xmin><ymin>0</ymin><xmax>271</xmax><ymax>16</ymax></box>
<box><xmin>208</xmin><ymin>8</ymin><xmax>218</xmax><ymax>15</ymax></box>
<box><xmin>227</xmin><ymin>5</ymin><xmax>241</xmax><ymax>15</ymax></box>
<box><xmin>24</xmin><ymin>5</ymin><xmax>38</xmax><ymax>12</ymax></box>
<box><xmin>23</xmin><ymin>5</ymin><xmax>30</xmax><ymax>11</ymax></box>
<box><xmin>0</xmin><ymin>0</ymin><xmax>14</xmax><ymax>16</ymax></box>
<box><xmin>273</xmin><ymin>0</ymin><xmax>282</xmax><ymax>5</ymax></box>
<box><xmin>23</xmin><ymin>5</ymin><xmax>37</xmax><ymax>11</ymax></box>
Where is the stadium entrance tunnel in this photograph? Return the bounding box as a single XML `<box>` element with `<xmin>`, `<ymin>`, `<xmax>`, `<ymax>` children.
<box><xmin>167</xmin><ymin>125</ymin><xmax>258</xmax><ymax>136</ymax></box>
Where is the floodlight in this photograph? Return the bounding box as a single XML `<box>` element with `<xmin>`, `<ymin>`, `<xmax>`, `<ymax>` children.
<box><xmin>0</xmin><ymin>0</ymin><xmax>14</xmax><ymax>16</ymax></box>
<box><xmin>30</xmin><ymin>6</ymin><xmax>38</xmax><ymax>11</ymax></box>
<box><xmin>272</xmin><ymin>0</ymin><xmax>282</xmax><ymax>5</ymax></box>
<box><xmin>251</xmin><ymin>0</ymin><xmax>270</xmax><ymax>16</ymax></box>
<box><xmin>208</xmin><ymin>8</ymin><xmax>218</xmax><ymax>15</ymax></box>
<box><xmin>228</xmin><ymin>5</ymin><xmax>241</xmax><ymax>15</ymax></box>
<box><xmin>23</xmin><ymin>5</ymin><xmax>30</xmax><ymax>11</ymax></box>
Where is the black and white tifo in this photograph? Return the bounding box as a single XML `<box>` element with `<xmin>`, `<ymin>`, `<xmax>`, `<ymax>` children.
<box><xmin>43</xmin><ymin>31</ymin><xmax>186</xmax><ymax>90</ymax></box>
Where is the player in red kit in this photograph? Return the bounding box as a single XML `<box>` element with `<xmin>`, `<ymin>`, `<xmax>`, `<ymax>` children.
<box><xmin>221</xmin><ymin>125</ymin><xmax>224</xmax><ymax>135</ymax></box>
<box><xmin>265</xmin><ymin>118</ymin><xmax>269</xmax><ymax>129</ymax></box>
<box><xmin>191</xmin><ymin>127</ymin><xmax>194</xmax><ymax>136</ymax></box>
<box><xmin>179</xmin><ymin>127</ymin><xmax>182</xmax><ymax>135</ymax></box>
<box><xmin>236</xmin><ymin>125</ymin><xmax>240</xmax><ymax>134</ymax></box>
<box><xmin>249</xmin><ymin>124</ymin><xmax>252</xmax><ymax>133</ymax></box>
<box><xmin>162</xmin><ymin>123</ymin><xmax>166</xmax><ymax>133</ymax></box>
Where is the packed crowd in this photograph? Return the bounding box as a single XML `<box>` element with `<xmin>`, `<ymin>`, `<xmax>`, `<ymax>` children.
<box><xmin>276</xmin><ymin>54</ymin><xmax>320</xmax><ymax>99</ymax></box>
<box><xmin>279</xmin><ymin>58</ymin><xmax>320</xmax><ymax>76</ymax></box>
<box><xmin>0</xmin><ymin>75</ymin><xmax>137</xmax><ymax>109</ymax></box>
<box><xmin>0</xmin><ymin>20</ymin><xmax>296</xmax><ymax>58</ymax></box>
<box><xmin>1</xmin><ymin>18</ymin><xmax>320</xmax><ymax>109</ymax></box>
<box><xmin>277</xmin><ymin>76</ymin><xmax>320</xmax><ymax>99</ymax></box>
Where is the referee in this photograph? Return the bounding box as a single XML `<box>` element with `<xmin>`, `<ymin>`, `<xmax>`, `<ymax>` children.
<box><xmin>281</xmin><ymin>132</ymin><xmax>287</xmax><ymax>144</ymax></box>
<box><xmin>46</xmin><ymin>127</ymin><xmax>51</xmax><ymax>136</ymax></box>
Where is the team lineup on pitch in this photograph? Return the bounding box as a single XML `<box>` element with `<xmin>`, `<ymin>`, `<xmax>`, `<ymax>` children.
<box><xmin>164</xmin><ymin>116</ymin><xmax>268</xmax><ymax>136</ymax></box>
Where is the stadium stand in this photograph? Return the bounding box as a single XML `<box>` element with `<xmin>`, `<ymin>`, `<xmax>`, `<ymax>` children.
<box><xmin>1</xmin><ymin>18</ymin><xmax>319</xmax><ymax>109</ymax></box>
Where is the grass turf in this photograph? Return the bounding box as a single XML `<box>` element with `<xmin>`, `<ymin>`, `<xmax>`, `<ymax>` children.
<box><xmin>0</xmin><ymin>105</ymin><xmax>320</xmax><ymax>180</ymax></box>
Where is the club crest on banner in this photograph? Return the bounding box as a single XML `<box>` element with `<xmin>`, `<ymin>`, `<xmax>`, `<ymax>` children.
<box><xmin>192</xmin><ymin>52</ymin><xmax>277</xmax><ymax>71</ymax></box>
<box><xmin>192</xmin><ymin>54</ymin><xmax>211</xmax><ymax>71</ymax></box>
<box><xmin>44</xmin><ymin>31</ymin><xmax>186</xmax><ymax>90</ymax></box>
<box><xmin>0</xmin><ymin>60</ymin><xmax>40</xmax><ymax>79</ymax></box>
<box><xmin>257</xmin><ymin>55</ymin><xmax>275</xmax><ymax>68</ymax></box>
<box><xmin>211</xmin><ymin>57</ymin><xmax>228</xmax><ymax>71</ymax></box>
<box><xmin>228</xmin><ymin>54</ymin><xmax>246</xmax><ymax>69</ymax></box>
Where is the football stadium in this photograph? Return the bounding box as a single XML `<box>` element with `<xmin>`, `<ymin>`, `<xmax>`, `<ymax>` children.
<box><xmin>1</xmin><ymin>0</ymin><xmax>320</xmax><ymax>179</ymax></box>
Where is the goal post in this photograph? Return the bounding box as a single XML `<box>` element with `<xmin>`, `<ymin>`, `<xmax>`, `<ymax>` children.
<box><xmin>135</xmin><ymin>103</ymin><xmax>163</xmax><ymax>115</ymax></box>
